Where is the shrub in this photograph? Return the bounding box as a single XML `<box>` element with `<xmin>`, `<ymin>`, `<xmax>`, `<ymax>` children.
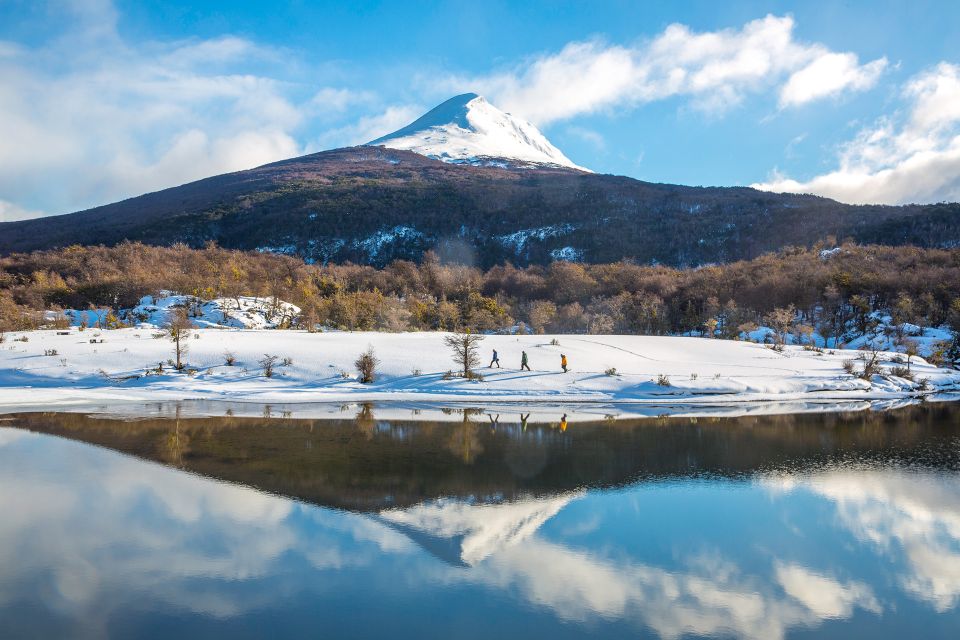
<box><xmin>354</xmin><ymin>346</ymin><xmax>379</xmax><ymax>383</ymax></box>
<box><xmin>282</xmin><ymin>356</ymin><xmax>293</xmax><ymax>366</ymax></box>
<box><xmin>259</xmin><ymin>354</ymin><xmax>279</xmax><ymax>378</ymax></box>
<box><xmin>842</xmin><ymin>359</ymin><xmax>856</xmax><ymax>375</ymax></box>
<box><xmin>411</xmin><ymin>368</ymin><xmax>422</xmax><ymax>376</ymax></box>
<box><xmin>550</xmin><ymin>338</ymin><xmax>560</xmax><ymax>346</ymax></box>
<box><xmin>858</xmin><ymin>350</ymin><xmax>881</xmax><ymax>379</ymax></box>
<box><xmin>657</xmin><ymin>374</ymin><xmax>671</xmax><ymax>387</ymax></box>
<box><xmin>43</xmin><ymin>349</ymin><xmax>58</xmax><ymax>356</ymax></box>
<box><xmin>889</xmin><ymin>365</ymin><xmax>914</xmax><ymax>380</ymax></box>
<box><xmin>223</xmin><ymin>351</ymin><xmax>236</xmax><ymax>366</ymax></box>
<box><xmin>605</xmin><ymin>367</ymin><xmax>618</xmax><ymax>376</ymax></box>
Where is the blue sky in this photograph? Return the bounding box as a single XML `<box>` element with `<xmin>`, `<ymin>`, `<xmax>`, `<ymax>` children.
<box><xmin>2</xmin><ymin>0</ymin><xmax>959</xmax><ymax>220</ymax></box>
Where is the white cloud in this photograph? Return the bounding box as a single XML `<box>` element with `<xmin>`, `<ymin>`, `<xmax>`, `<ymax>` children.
<box><xmin>308</xmin><ymin>104</ymin><xmax>424</xmax><ymax>151</ymax></box>
<box><xmin>0</xmin><ymin>199</ymin><xmax>47</xmax><ymax>222</ymax></box>
<box><xmin>437</xmin><ymin>15</ymin><xmax>885</xmax><ymax>125</ymax></box>
<box><xmin>753</xmin><ymin>62</ymin><xmax>960</xmax><ymax>204</ymax></box>
<box><xmin>779</xmin><ymin>52</ymin><xmax>888</xmax><ymax>107</ymax></box>
<box><xmin>0</xmin><ymin>2</ymin><xmax>372</xmax><ymax>217</ymax></box>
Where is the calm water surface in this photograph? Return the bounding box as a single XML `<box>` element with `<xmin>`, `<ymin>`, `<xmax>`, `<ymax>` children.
<box><xmin>1</xmin><ymin>402</ymin><xmax>959</xmax><ymax>639</ymax></box>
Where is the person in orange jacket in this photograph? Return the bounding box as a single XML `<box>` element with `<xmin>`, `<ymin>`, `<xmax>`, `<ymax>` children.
<box><xmin>560</xmin><ymin>353</ymin><xmax>568</xmax><ymax>373</ymax></box>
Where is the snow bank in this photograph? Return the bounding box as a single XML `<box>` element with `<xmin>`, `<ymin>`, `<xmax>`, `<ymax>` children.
<box><xmin>739</xmin><ymin>311</ymin><xmax>953</xmax><ymax>358</ymax></box>
<box><xmin>1</xmin><ymin>329</ymin><xmax>957</xmax><ymax>410</ymax></box>
<box><xmin>63</xmin><ymin>293</ymin><xmax>299</xmax><ymax>330</ymax></box>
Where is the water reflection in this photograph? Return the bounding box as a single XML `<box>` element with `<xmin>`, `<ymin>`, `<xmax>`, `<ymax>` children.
<box><xmin>0</xmin><ymin>402</ymin><xmax>958</xmax><ymax>638</ymax></box>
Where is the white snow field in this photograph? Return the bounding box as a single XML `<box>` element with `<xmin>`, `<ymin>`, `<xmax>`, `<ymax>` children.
<box><xmin>1</xmin><ymin>329</ymin><xmax>958</xmax><ymax>411</ymax></box>
<box><xmin>367</xmin><ymin>93</ymin><xmax>590</xmax><ymax>171</ymax></box>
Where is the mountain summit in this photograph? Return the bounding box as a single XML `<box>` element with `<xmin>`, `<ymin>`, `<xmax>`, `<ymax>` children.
<box><xmin>367</xmin><ymin>93</ymin><xmax>588</xmax><ymax>171</ymax></box>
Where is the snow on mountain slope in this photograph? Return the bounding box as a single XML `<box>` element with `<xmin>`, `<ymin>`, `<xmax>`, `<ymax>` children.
<box><xmin>367</xmin><ymin>93</ymin><xmax>590</xmax><ymax>171</ymax></box>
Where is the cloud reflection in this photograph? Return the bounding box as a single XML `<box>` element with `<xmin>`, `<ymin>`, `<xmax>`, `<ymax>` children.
<box><xmin>769</xmin><ymin>468</ymin><xmax>960</xmax><ymax>612</ymax></box>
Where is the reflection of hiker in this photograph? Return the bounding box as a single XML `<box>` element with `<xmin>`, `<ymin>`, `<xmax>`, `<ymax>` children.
<box><xmin>561</xmin><ymin>354</ymin><xmax>568</xmax><ymax>373</ymax></box>
<box><xmin>490</xmin><ymin>349</ymin><xmax>501</xmax><ymax>368</ymax></box>
<box><xmin>488</xmin><ymin>413</ymin><xmax>500</xmax><ymax>431</ymax></box>
<box><xmin>560</xmin><ymin>413</ymin><xmax>568</xmax><ymax>432</ymax></box>
<box><xmin>520</xmin><ymin>413</ymin><xmax>530</xmax><ymax>432</ymax></box>
<box><xmin>521</xmin><ymin>351</ymin><xmax>531</xmax><ymax>371</ymax></box>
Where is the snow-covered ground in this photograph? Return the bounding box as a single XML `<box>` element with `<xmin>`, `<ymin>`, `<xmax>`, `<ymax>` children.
<box><xmin>1</xmin><ymin>328</ymin><xmax>958</xmax><ymax>411</ymax></box>
<box><xmin>741</xmin><ymin>311</ymin><xmax>953</xmax><ymax>357</ymax></box>
<box><xmin>60</xmin><ymin>293</ymin><xmax>299</xmax><ymax>330</ymax></box>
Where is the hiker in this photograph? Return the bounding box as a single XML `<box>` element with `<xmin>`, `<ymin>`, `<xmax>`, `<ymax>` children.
<box><xmin>490</xmin><ymin>348</ymin><xmax>501</xmax><ymax>368</ymax></box>
<box><xmin>521</xmin><ymin>350</ymin><xmax>531</xmax><ymax>371</ymax></box>
<box><xmin>561</xmin><ymin>354</ymin><xmax>568</xmax><ymax>373</ymax></box>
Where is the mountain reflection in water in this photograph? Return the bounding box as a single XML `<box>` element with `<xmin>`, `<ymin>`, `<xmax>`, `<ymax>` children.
<box><xmin>0</xmin><ymin>401</ymin><xmax>958</xmax><ymax>639</ymax></box>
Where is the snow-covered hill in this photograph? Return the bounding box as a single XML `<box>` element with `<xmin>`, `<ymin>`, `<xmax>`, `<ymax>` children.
<box><xmin>367</xmin><ymin>93</ymin><xmax>589</xmax><ymax>171</ymax></box>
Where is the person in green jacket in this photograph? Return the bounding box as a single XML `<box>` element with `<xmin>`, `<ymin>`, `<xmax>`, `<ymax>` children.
<box><xmin>521</xmin><ymin>350</ymin><xmax>531</xmax><ymax>371</ymax></box>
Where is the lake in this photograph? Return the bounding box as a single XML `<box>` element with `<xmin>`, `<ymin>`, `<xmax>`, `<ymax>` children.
<box><xmin>1</xmin><ymin>401</ymin><xmax>959</xmax><ymax>639</ymax></box>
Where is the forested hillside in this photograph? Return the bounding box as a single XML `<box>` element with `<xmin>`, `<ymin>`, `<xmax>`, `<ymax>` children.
<box><xmin>1</xmin><ymin>147</ymin><xmax>958</xmax><ymax>267</ymax></box>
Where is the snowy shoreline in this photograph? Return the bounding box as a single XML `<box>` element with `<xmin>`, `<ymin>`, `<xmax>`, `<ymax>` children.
<box><xmin>2</xmin><ymin>328</ymin><xmax>959</xmax><ymax>414</ymax></box>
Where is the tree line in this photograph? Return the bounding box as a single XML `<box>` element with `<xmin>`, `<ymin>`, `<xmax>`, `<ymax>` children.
<box><xmin>1</xmin><ymin>241</ymin><xmax>959</xmax><ymax>355</ymax></box>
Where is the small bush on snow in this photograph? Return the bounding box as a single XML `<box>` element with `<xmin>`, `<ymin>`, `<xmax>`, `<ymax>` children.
<box><xmin>354</xmin><ymin>346</ymin><xmax>379</xmax><ymax>383</ymax></box>
<box><xmin>259</xmin><ymin>354</ymin><xmax>279</xmax><ymax>378</ymax></box>
<box><xmin>889</xmin><ymin>365</ymin><xmax>913</xmax><ymax>380</ymax></box>
<box><xmin>657</xmin><ymin>374</ymin><xmax>671</xmax><ymax>387</ymax></box>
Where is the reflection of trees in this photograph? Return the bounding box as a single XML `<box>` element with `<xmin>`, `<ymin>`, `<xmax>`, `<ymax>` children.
<box><xmin>355</xmin><ymin>403</ymin><xmax>376</xmax><ymax>439</ymax></box>
<box><xmin>446</xmin><ymin>409</ymin><xmax>485</xmax><ymax>464</ymax></box>
<box><xmin>158</xmin><ymin>407</ymin><xmax>190</xmax><ymax>468</ymax></box>
<box><xmin>8</xmin><ymin>402</ymin><xmax>960</xmax><ymax>512</ymax></box>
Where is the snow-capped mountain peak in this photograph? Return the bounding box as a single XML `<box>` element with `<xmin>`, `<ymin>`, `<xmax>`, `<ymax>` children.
<box><xmin>366</xmin><ymin>93</ymin><xmax>589</xmax><ymax>171</ymax></box>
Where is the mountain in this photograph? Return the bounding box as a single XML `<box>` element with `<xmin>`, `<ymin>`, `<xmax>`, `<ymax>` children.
<box><xmin>367</xmin><ymin>92</ymin><xmax>587</xmax><ymax>171</ymax></box>
<box><xmin>0</xmin><ymin>95</ymin><xmax>958</xmax><ymax>266</ymax></box>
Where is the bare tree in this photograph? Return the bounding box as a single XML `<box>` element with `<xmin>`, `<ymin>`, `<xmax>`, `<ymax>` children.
<box><xmin>259</xmin><ymin>354</ymin><xmax>279</xmax><ymax>378</ymax></box>
<box><xmin>354</xmin><ymin>345</ymin><xmax>380</xmax><ymax>383</ymax></box>
<box><xmin>164</xmin><ymin>307</ymin><xmax>194</xmax><ymax>371</ymax></box>
<box><xmin>444</xmin><ymin>330</ymin><xmax>484</xmax><ymax>378</ymax></box>
<box><xmin>903</xmin><ymin>338</ymin><xmax>919</xmax><ymax>374</ymax></box>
